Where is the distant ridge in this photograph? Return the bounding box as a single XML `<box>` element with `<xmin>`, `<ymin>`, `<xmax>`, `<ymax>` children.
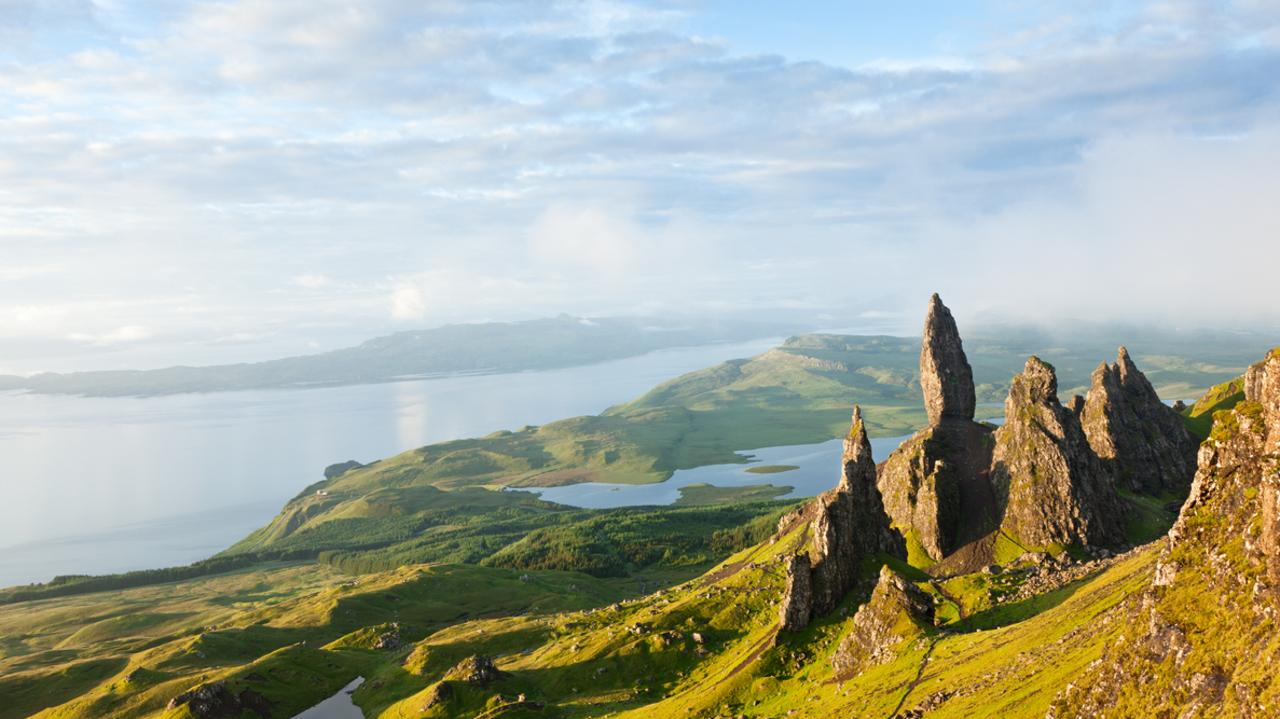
<box><xmin>0</xmin><ymin>315</ymin><xmax>795</xmax><ymax>397</ymax></box>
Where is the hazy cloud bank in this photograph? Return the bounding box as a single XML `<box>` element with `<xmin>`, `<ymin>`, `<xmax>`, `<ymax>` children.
<box><xmin>0</xmin><ymin>0</ymin><xmax>1277</xmax><ymax>372</ymax></box>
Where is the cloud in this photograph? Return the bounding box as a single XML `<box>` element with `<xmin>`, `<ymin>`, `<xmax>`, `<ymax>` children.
<box><xmin>67</xmin><ymin>325</ymin><xmax>153</xmax><ymax>346</ymax></box>
<box><xmin>291</xmin><ymin>273</ymin><xmax>332</xmax><ymax>288</ymax></box>
<box><xmin>0</xmin><ymin>0</ymin><xmax>1278</xmax><ymax>371</ymax></box>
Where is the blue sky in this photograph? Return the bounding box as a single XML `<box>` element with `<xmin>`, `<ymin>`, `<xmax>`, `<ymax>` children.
<box><xmin>1</xmin><ymin>1</ymin><xmax>1278</xmax><ymax>372</ymax></box>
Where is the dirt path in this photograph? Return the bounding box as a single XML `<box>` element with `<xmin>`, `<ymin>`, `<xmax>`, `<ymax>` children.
<box><xmin>888</xmin><ymin>636</ymin><xmax>940</xmax><ymax>719</ymax></box>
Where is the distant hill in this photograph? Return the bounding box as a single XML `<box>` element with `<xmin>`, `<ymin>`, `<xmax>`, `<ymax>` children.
<box><xmin>0</xmin><ymin>315</ymin><xmax>795</xmax><ymax>397</ymax></box>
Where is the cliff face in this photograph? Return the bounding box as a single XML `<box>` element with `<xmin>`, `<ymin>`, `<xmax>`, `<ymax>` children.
<box><xmin>992</xmin><ymin>356</ymin><xmax>1124</xmax><ymax>548</ymax></box>
<box><xmin>877</xmin><ymin>421</ymin><xmax>996</xmax><ymax>559</ymax></box>
<box><xmin>1081</xmin><ymin>346</ymin><xmax>1198</xmax><ymax>494</ymax></box>
<box><xmin>1053</xmin><ymin>349</ymin><xmax>1280</xmax><ymax>717</ymax></box>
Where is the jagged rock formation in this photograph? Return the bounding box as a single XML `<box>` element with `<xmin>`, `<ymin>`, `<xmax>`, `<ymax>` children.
<box><xmin>1051</xmin><ymin>349</ymin><xmax>1280</xmax><ymax>717</ymax></box>
<box><xmin>809</xmin><ymin>407</ymin><xmax>904</xmax><ymax>615</ymax></box>
<box><xmin>878</xmin><ymin>294</ymin><xmax>996</xmax><ymax>562</ymax></box>
<box><xmin>1080</xmin><ymin>346</ymin><xmax>1197</xmax><ymax>494</ymax></box>
<box><xmin>831</xmin><ymin>565</ymin><xmax>934</xmax><ymax>679</ymax></box>
<box><xmin>920</xmin><ymin>293</ymin><xmax>976</xmax><ymax>424</ymax></box>
<box><xmin>779</xmin><ymin>407</ymin><xmax>903</xmax><ymax>631</ymax></box>
<box><xmin>992</xmin><ymin>357</ymin><xmax>1123</xmax><ymax>548</ymax></box>
<box><xmin>878</xmin><ymin>421</ymin><xmax>997</xmax><ymax>559</ymax></box>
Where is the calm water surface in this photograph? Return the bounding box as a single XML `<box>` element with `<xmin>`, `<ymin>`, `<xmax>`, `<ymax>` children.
<box><xmin>517</xmin><ymin>435</ymin><xmax>912</xmax><ymax>507</ymax></box>
<box><xmin>0</xmin><ymin>339</ymin><xmax>784</xmax><ymax>587</ymax></box>
<box><xmin>292</xmin><ymin>677</ymin><xmax>364</xmax><ymax>719</ymax></box>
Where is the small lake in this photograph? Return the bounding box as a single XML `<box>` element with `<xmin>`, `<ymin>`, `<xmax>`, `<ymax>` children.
<box><xmin>292</xmin><ymin>677</ymin><xmax>364</xmax><ymax>719</ymax></box>
<box><xmin>516</xmin><ymin>435</ymin><xmax>909</xmax><ymax>507</ymax></box>
<box><xmin>518</xmin><ymin>414</ymin><xmax>1006</xmax><ymax>509</ymax></box>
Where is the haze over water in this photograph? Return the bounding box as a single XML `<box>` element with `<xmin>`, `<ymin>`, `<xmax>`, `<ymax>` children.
<box><xmin>0</xmin><ymin>339</ymin><xmax>806</xmax><ymax>587</ymax></box>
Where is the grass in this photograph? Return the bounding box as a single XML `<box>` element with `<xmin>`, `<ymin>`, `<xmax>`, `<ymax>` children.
<box><xmin>1181</xmin><ymin>376</ymin><xmax>1245</xmax><ymax>439</ymax></box>
<box><xmin>743</xmin><ymin>464</ymin><xmax>799</xmax><ymax>474</ymax></box>
<box><xmin>674</xmin><ymin>483</ymin><xmax>792</xmax><ymax>505</ymax></box>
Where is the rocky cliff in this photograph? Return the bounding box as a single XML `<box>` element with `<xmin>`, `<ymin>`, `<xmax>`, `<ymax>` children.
<box><xmin>1080</xmin><ymin>346</ymin><xmax>1198</xmax><ymax>494</ymax></box>
<box><xmin>992</xmin><ymin>356</ymin><xmax>1124</xmax><ymax>549</ymax></box>
<box><xmin>1052</xmin><ymin>349</ymin><xmax>1280</xmax><ymax>717</ymax></box>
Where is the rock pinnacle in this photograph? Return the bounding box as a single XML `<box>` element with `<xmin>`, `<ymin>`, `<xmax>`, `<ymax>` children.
<box><xmin>920</xmin><ymin>293</ymin><xmax>976</xmax><ymax>424</ymax></box>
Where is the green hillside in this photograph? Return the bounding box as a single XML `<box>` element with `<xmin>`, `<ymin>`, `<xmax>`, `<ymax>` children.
<box><xmin>233</xmin><ymin>332</ymin><xmax>1256</xmax><ymax>559</ymax></box>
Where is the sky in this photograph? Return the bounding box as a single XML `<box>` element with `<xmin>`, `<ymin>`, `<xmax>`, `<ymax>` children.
<box><xmin>1</xmin><ymin>0</ymin><xmax>1279</xmax><ymax>373</ymax></box>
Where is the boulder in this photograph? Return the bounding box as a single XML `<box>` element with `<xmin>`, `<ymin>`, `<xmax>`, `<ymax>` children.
<box><xmin>831</xmin><ymin>566</ymin><xmax>934</xmax><ymax>679</ymax></box>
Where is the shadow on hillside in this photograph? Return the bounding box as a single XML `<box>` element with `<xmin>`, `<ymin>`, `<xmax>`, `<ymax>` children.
<box><xmin>955</xmin><ymin>572</ymin><xmax>1098</xmax><ymax>632</ymax></box>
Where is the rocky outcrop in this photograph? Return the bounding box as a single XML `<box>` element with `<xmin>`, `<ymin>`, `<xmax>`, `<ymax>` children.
<box><xmin>877</xmin><ymin>421</ymin><xmax>996</xmax><ymax>560</ymax></box>
<box><xmin>1052</xmin><ymin>349</ymin><xmax>1280</xmax><ymax>717</ymax></box>
<box><xmin>809</xmin><ymin>407</ymin><xmax>904</xmax><ymax>615</ymax></box>
<box><xmin>778</xmin><ymin>554</ymin><xmax>813</xmax><ymax>632</ymax></box>
<box><xmin>780</xmin><ymin>407</ymin><xmax>904</xmax><ymax>630</ymax></box>
<box><xmin>992</xmin><ymin>357</ymin><xmax>1123</xmax><ymax>548</ymax></box>
<box><xmin>920</xmin><ymin>293</ymin><xmax>976</xmax><ymax>424</ymax></box>
<box><xmin>324</xmin><ymin>460</ymin><xmax>364</xmax><ymax>479</ymax></box>
<box><xmin>445</xmin><ymin>655</ymin><xmax>507</xmax><ymax>686</ymax></box>
<box><xmin>166</xmin><ymin>681</ymin><xmax>271</xmax><ymax>718</ymax></box>
<box><xmin>831</xmin><ymin>566</ymin><xmax>934</xmax><ymax>679</ymax></box>
<box><xmin>877</xmin><ymin>295</ymin><xmax>996</xmax><ymax>564</ymax></box>
<box><xmin>1080</xmin><ymin>347</ymin><xmax>1197</xmax><ymax>494</ymax></box>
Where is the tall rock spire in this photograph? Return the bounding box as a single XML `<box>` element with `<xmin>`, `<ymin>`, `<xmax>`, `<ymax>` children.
<box><xmin>840</xmin><ymin>405</ymin><xmax>874</xmax><ymax>492</ymax></box>
<box><xmin>809</xmin><ymin>406</ymin><xmax>902</xmax><ymax>616</ymax></box>
<box><xmin>781</xmin><ymin>406</ymin><xmax>905</xmax><ymax>630</ymax></box>
<box><xmin>920</xmin><ymin>293</ymin><xmax>976</xmax><ymax>425</ymax></box>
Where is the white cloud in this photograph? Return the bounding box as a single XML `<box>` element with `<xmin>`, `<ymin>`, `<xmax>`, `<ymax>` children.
<box><xmin>67</xmin><ymin>325</ymin><xmax>152</xmax><ymax>345</ymax></box>
<box><xmin>0</xmin><ymin>1</ymin><xmax>1277</xmax><ymax>371</ymax></box>
<box><xmin>389</xmin><ymin>283</ymin><xmax>426</xmax><ymax>320</ymax></box>
<box><xmin>291</xmin><ymin>273</ymin><xmax>331</xmax><ymax>288</ymax></box>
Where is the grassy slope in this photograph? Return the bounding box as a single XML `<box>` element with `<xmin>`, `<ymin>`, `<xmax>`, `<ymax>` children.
<box><xmin>237</xmin><ymin>332</ymin><xmax>1255</xmax><ymax>557</ymax></box>
<box><xmin>5</xmin><ymin>374</ymin><xmax>1254</xmax><ymax>719</ymax></box>
<box><xmin>361</xmin><ymin>521</ymin><xmax>1158</xmax><ymax>719</ymax></box>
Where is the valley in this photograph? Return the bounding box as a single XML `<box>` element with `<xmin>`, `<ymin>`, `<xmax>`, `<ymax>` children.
<box><xmin>1</xmin><ymin>298</ymin><xmax>1275</xmax><ymax>719</ymax></box>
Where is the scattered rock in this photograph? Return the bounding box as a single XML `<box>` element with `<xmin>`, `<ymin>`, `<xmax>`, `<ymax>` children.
<box><xmin>166</xmin><ymin>681</ymin><xmax>271</xmax><ymax>719</ymax></box>
<box><xmin>446</xmin><ymin>655</ymin><xmax>507</xmax><ymax>686</ymax></box>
